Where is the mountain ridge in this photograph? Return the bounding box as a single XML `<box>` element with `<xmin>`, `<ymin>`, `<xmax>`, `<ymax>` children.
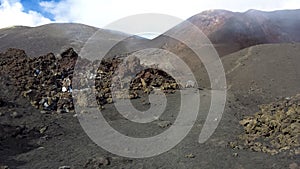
<box><xmin>0</xmin><ymin>9</ymin><xmax>299</xmax><ymax>58</ymax></box>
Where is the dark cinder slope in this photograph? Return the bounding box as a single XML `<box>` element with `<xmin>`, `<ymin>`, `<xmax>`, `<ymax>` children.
<box><xmin>1</xmin><ymin>9</ymin><xmax>299</xmax><ymax>59</ymax></box>
<box><xmin>0</xmin><ymin>23</ymin><xmax>148</xmax><ymax>58</ymax></box>
<box><xmin>0</xmin><ymin>23</ymin><xmax>96</xmax><ymax>56</ymax></box>
<box><xmin>158</xmin><ymin>9</ymin><xmax>300</xmax><ymax>57</ymax></box>
<box><xmin>1</xmin><ymin>44</ymin><xmax>300</xmax><ymax>169</ymax></box>
<box><xmin>223</xmin><ymin>43</ymin><xmax>300</xmax><ymax>111</ymax></box>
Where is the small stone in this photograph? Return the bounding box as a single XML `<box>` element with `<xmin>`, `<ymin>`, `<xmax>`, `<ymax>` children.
<box><xmin>142</xmin><ymin>101</ymin><xmax>150</xmax><ymax>105</ymax></box>
<box><xmin>185</xmin><ymin>80</ymin><xmax>195</xmax><ymax>88</ymax></box>
<box><xmin>43</xmin><ymin>102</ymin><xmax>49</xmax><ymax>108</ymax></box>
<box><xmin>185</xmin><ymin>153</ymin><xmax>195</xmax><ymax>158</ymax></box>
<box><xmin>0</xmin><ymin>166</ymin><xmax>9</xmax><ymax>169</ymax></box>
<box><xmin>143</xmin><ymin>87</ymin><xmax>150</xmax><ymax>94</ymax></box>
<box><xmin>39</xmin><ymin>126</ymin><xmax>48</xmax><ymax>134</ymax></box>
<box><xmin>22</xmin><ymin>89</ymin><xmax>32</xmax><ymax>97</ymax></box>
<box><xmin>85</xmin><ymin>157</ymin><xmax>110</xmax><ymax>168</ymax></box>
<box><xmin>40</xmin><ymin>111</ymin><xmax>47</xmax><ymax>114</ymax></box>
<box><xmin>228</xmin><ymin>141</ymin><xmax>239</xmax><ymax>149</ymax></box>
<box><xmin>58</xmin><ymin>166</ymin><xmax>71</xmax><ymax>169</ymax></box>
<box><xmin>37</xmin><ymin>147</ymin><xmax>45</xmax><ymax>150</ymax></box>
<box><xmin>158</xmin><ymin>121</ymin><xmax>172</xmax><ymax>128</ymax></box>
<box><xmin>80</xmin><ymin>110</ymin><xmax>89</xmax><ymax>114</ymax></box>
<box><xmin>236</xmin><ymin>94</ymin><xmax>300</xmax><ymax>155</ymax></box>
<box><xmin>232</xmin><ymin>153</ymin><xmax>238</xmax><ymax>157</ymax></box>
<box><xmin>106</xmin><ymin>98</ymin><xmax>113</xmax><ymax>104</ymax></box>
<box><xmin>10</xmin><ymin>111</ymin><xmax>22</xmax><ymax>118</ymax></box>
<box><xmin>62</xmin><ymin>87</ymin><xmax>67</xmax><ymax>92</ymax></box>
<box><xmin>141</xmin><ymin>78</ymin><xmax>147</xmax><ymax>88</ymax></box>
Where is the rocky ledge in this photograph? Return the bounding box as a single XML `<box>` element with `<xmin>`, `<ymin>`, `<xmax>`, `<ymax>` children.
<box><xmin>230</xmin><ymin>95</ymin><xmax>300</xmax><ymax>156</ymax></box>
<box><xmin>0</xmin><ymin>48</ymin><xmax>179</xmax><ymax>113</ymax></box>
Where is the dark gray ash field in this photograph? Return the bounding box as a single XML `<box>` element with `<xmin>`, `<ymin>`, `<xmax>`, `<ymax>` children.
<box><xmin>0</xmin><ymin>9</ymin><xmax>299</xmax><ymax>169</ymax></box>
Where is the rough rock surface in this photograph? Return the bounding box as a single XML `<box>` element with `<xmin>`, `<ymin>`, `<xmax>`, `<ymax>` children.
<box><xmin>230</xmin><ymin>94</ymin><xmax>300</xmax><ymax>156</ymax></box>
<box><xmin>1</xmin><ymin>44</ymin><xmax>300</xmax><ymax>169</ymax></box>
<box><xmin>0</xmin><ymin>48</ymin><xmax>179</xmax><ymax>113</ymax></box>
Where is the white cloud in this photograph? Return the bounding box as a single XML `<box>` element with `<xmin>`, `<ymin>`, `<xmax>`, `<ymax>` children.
<box><xmin>281</xmin><ymin>0</ymin><xmax>300</xmax><ymax>9</ymax></box>
<box><xmin>1</xmin><ymin>0</ymin><xmax>300</xmax><ymax>30</ymax></box>
<box><xmin>39</xmin><ymin>0</ymin><xmax>300</xmax><ymax>29</ymax></box>
<box><xmin>0</xmin><ymin>0</ymin><xmax>51</xmax><ymax>28</ymax></box>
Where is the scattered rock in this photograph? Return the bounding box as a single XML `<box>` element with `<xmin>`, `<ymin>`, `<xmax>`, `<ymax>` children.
<box><xmin>40</xmin><ymin>111</ymin><xmax>47</xmax><ymax>114</ymax></box>
<box><xmin>10</xmin><ymin>111</ymin><xmax>22</xmax><ymax>118</ymax></box>
<box><xmin>0</xmin><ymin>165</ymin><xmax>9</xmax><ymax>169</ymax></box>
<box><xmin>58</xmin><ymin>166</ymin><xmax>71</xmax><ymax>169</ymax></box>
<box><xmin>228</xmin><ymin>141</ymin><xmax>243</xmax><ymax>150</ymax></box>
<box><xmin>0</xmin><ymin>48</ymin><xmax>180</xmax><ymax>112</ymax></box>
<box><xmin>130</xmin><ymin>68</ymin><xmax>179</xmax><ymax>93</ymax></box>
<box><xmin>185</xmin><ymin>80</ymin><xmax>195</xmax><ymax>88</ymax></box>
<box><xmin>234</xmin><ymin>94</ymin><xmax>300</xmax><ymax>155</ymax></box>
<box><xmin>62</xmin><ymin>87</ymin><xmax>68</xmax><ymax>92</ymax></box>
<box><xmin>185</xmin><ymin>153</ymin><xmax>195</xmax><ymax>158</ymax></box>
<box><xmin>158</xmin><ymin>120</ymin><xmax>172</xmax><ymax>128</ymax></box>
<box><xmin>84</xmin><ymin>157</ymin><xmax>110</xmax><ymax>169</ymax></box>
<box><xmin>232</xmin><ymin>153</ymin><xmax>239</xmax><ymax>157</ymax></box>
<box><xmin>106</xmin><ymin>98</ymin><xmax>113</xmax><ymax>104</ymax></box>
<box><xmin>39</xmin><ymin>126</ymin><xmax>48</xmax><ymax>134</ymax></box>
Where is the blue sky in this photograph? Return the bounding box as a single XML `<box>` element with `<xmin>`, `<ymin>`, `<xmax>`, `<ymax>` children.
<box><xmin>20</xmin><ymin>0</ymin><xmax>55</xmax><ymax>20</ymax></box>
<box><xmin>0</xmin><ymin>0</ymin><xmax>300</xmax><ymax>29</ymax></box>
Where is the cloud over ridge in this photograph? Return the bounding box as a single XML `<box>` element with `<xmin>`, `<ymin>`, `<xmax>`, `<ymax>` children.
<box><xmin>0</xmin><ymin>0</ymin><xmax>51</xmax><ymax>28</ymax></box>
<box><xmin>1</xmin><ymin>0</ymin><xmax>300</xmax><ymax>29</ymax></box>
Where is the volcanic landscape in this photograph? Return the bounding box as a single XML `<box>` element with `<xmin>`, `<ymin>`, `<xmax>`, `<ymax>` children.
<box><xmin>0</xmin><ymin>9</ymin><xmax>299</xmax><ymax>169</ymax></box>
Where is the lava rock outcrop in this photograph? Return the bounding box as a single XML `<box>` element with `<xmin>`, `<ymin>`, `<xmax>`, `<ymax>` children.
<box><xmin>0</xmin><ymin>48</ymin><xmax>179</xmax><ymax>113</ymax></box>
<box><xmin>230</xmin><ymin>95</ymin><xmax>300</xmax><ymax>156</ymax></box>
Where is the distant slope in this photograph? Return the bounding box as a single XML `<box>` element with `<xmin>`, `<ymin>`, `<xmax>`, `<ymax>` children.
<box><xmin>158</xmin><ymin>9</ymin><xmax>300</xmax><ymax>57</ymax></box>
<box><xmin>106</xmin><ymin>10</ymin><xmax>300</xmax><ymax>89</ymax></box>
<box><xmin>0</xmin><ymin>23</ymin><xmax>96</xmax><ymax>57</ymax></box>
<box><xmin>0</xmin><ymin>23</ymin><xmax>148</xmax><ymax>58</ymax></box>
<box><xmin>222</xmin><ymin>43</ymin><xmax>300</xmax><ymax>110</ymax></box>
<box><xmin>1</xmin><ymin>9</ymin><xmax>299</xmax><ymax>62</ymax></box>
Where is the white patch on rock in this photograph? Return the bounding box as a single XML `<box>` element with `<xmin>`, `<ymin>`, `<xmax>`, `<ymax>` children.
<box><xmin>185</xmin><ymin>80</ymin><xmax>195</xmax><ymax>88</ymax></box>
<box><xmin>62</xmin><ymin>86</ymin><xmax>67</xmax><ymax>92</ymax></box>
